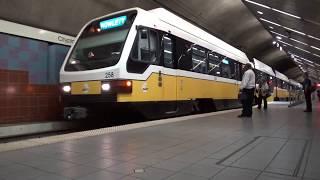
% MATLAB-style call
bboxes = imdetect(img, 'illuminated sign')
[222,59,229,65]
[99,16,127,30]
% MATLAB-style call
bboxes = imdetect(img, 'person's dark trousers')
[305,91,312,111]
[258,95,268,109]
[263,96,268,109]
[242,88,255,116]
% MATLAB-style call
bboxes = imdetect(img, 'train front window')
[65,11,136,71]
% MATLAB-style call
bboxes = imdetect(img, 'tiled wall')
[0,33,69,124]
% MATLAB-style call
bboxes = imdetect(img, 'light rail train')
[59,8,299,120]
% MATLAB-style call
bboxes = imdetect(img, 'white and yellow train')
[59,8,297,119]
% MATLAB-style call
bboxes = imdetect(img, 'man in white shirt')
[238,63,256,118]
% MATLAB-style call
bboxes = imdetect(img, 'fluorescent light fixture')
[260,18,281,26]
[311,46,320,51]
[245,0,271,9]
[289,38,308,45]
[278,40,293,47]
[294,46,311,53]
[257,11,264,15]
[308,35,320,41]
[270,31,288,38]
[283,26,306,36]
[269,26,274,29]
[273,41,276,45]
[272,8,302,19]
[294,56,314,64]
[280,46,283,51]
[276,36,282,40]
[313,53,320,58]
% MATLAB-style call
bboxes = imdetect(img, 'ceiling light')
[308,35,320,41]
[273,41,276,45]
[245,0,271,9]
[311,46,320,51]
[278,40,293,47]
[280,46,283,51]
[269,26,274,29]
[257,11,264,15]
[276,36,282,40]
[283,26,306,36]
[270,31,288,38]
[294,46,311,53]
[313,53,320,58]
[289,38,308,45]
[272,8,302,19]
[260,18,281,26]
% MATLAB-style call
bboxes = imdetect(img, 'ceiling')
[0,0,318,82]
[242,0,320,82]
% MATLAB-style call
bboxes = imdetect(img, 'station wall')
[0,33,69,124]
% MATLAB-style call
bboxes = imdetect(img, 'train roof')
[275,70,289,82]
[149,8,250,65]
[289,79,302,88]
[253,58,275,77]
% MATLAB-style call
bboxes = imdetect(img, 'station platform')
[0,102,319,180]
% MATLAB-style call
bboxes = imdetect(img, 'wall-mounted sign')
[99,16,127,30]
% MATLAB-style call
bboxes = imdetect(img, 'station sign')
[99,16,127,30]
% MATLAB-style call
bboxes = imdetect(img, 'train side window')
[191,46,207,73]
[162,35,174,68]
[208,52,221,77]
[131,27,159,64]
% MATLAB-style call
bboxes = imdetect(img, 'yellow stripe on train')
[118,73,240,102]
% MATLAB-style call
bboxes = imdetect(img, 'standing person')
[317,89,320,102]
[238,63,256,118]
[257,77,269,110]
[303,72,312,112]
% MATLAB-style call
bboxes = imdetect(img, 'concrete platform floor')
[0,102,319,180]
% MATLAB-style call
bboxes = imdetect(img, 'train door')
[160,34,178,114]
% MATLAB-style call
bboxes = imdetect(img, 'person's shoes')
[304,110,312,112]
[257,107,261,110]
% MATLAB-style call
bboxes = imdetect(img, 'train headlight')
[102,83,111,91]
[126,81,132,87]
[62,85,71,93]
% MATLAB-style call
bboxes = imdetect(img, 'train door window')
[208,52,221,77]
[162,35,174,68]
[131,27,158,64]
[228,59,237,80]
[176,37,192,71]
[191,46,207,73]
[220,57,232,79]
